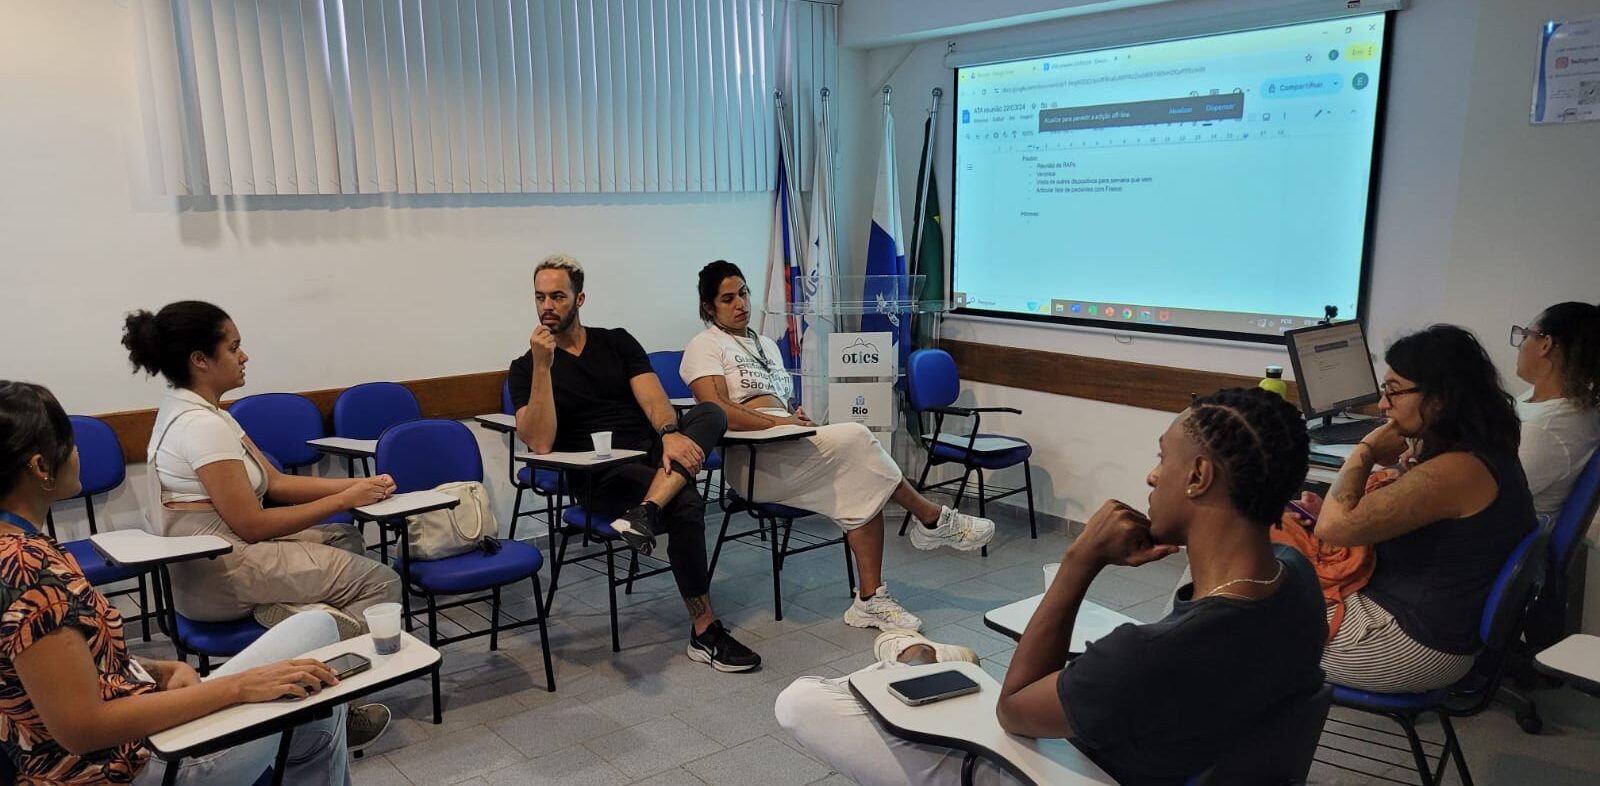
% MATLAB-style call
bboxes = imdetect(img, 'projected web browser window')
[951,13,1389,341]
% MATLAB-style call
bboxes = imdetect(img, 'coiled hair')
[1534,301,1600,410]
[1183,388,1309,525]
[0,381,74,496]
[1386,324,1519,459]
[121,301,231,388]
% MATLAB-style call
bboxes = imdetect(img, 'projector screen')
[951,13,1391,342]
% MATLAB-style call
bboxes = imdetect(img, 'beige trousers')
[163,507,401,626]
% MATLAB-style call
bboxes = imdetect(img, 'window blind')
[135,0,834,196]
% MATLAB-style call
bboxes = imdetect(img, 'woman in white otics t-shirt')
[681,261,995,633]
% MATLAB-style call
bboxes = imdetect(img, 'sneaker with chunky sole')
[873,630,979,665]
[909,507,996,552]
[608,504,660,556]
[843,587,923,631]
[346,703,392,753]
[254,603,364,641]
[687,620,762,672]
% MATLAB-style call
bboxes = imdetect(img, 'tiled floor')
[129,504,1600,785]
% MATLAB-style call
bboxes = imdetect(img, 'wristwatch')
[659,423,680,436]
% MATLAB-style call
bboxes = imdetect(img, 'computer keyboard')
[1307,418,1383,445]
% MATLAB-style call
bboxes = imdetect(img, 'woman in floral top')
[0,381,353,785]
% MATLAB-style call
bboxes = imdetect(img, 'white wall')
[836,0,1600,518]
[1,3,770,416]
[2,3,768,539]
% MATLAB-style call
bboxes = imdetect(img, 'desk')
[351,490,460,522]
[1534,634,1600,696]
[983,594,1139,650]
[306,437,380,478]
[91,530,232,568]
[473,413,517,433]
[148,632,441,786]
[848,661,1116,786]
[91,530,235,642]
[669,397,697,412]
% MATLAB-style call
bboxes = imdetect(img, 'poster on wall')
[828,383,894,430]
[1532,16,1600,124]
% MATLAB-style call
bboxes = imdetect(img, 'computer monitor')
[1285,320,1381,420]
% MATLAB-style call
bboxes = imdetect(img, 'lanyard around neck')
[0,510,39,535]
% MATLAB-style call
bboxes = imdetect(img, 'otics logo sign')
[827,332,895,377]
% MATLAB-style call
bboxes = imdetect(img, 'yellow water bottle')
[1260,365,1288,399]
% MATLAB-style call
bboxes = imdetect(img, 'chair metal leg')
[606,542,621,652]
[1441,715,1472,786]
[431,668,443,725]
[1023,460,1038,539]
[625,552,639,595]
[85,498,99,536]
[271,726,295,785]
[777,519,795,571]
[545,530,571,611]
[1397,714,1437,786]
[977,471,987,518]
[952,469,972,509]
[198,654,211,676]
[532,573,555,692]
[489,586,501,651]
[509,487,525,541]
[900,451,937,536]
[844,545,856,597]
[137,574,151,642]
[708,507,735,580]
[427,595,440,647]
[770,515,785,621]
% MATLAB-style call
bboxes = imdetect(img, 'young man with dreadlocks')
[774,388,1327,786]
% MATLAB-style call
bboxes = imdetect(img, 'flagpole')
[819,86,839,312]
[911,88,941,281]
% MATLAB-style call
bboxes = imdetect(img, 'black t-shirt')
[1364,448,1535,654]
[1058,546,1327,786]
[508,327,658,453]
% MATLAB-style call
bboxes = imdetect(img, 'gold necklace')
[1203,561,1285,599]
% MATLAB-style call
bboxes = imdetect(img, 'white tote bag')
[406,481,499,560]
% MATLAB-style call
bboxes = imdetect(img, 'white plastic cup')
[1043,563,1061,593]
[363,602,403,655]
[592,431,613,458]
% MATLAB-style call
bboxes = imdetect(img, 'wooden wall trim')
[939,339,1300,414]
[99,371,508,465]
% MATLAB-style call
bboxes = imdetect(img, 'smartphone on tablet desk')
[323,653,372,681]
[888,670,981,707]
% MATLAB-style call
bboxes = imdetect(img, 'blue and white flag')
[761,108,804,366]
[799,102,837,420]
[861,94,909,370]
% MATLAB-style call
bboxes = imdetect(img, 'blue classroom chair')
[332,382,421,477]
[1317,528,1547,786]
[375,419,556,719]
[45,416,154,641]
[899,348,1036,553]
[230,393,324,474]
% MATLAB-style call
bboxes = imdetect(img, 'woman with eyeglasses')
[1510,302,1600,521]
[1312,325,1535,693]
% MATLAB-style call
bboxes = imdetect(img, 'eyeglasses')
[1510,325,1545,348]
[1379,385,1421,403]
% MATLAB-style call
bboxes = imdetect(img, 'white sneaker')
[909,507,996,552]
[843,586,923,631]
[254,602,364,641]
[873,630,979,665]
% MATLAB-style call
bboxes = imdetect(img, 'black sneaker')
[687,620,762,672]
[608,504,659,555]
